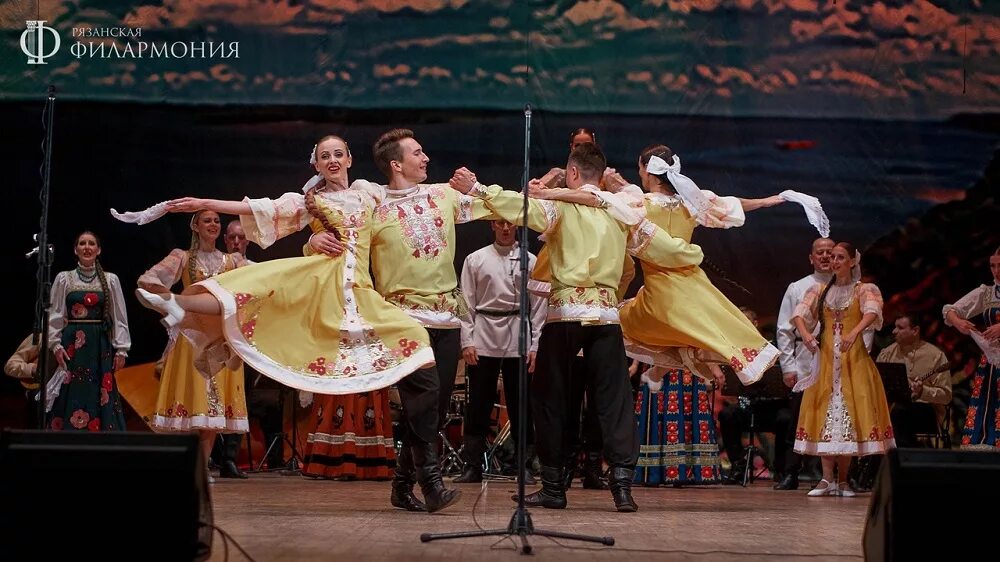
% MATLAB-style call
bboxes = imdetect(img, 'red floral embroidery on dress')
[241,319,257,340]
[795,427,808,440]
[234,292,253,307]
[174,403,189,417]
[668,370,680,384]
[70,409,90,429]
[971,375,983,398]
[634,392,643,415]
[656,392,664,414]
[101,373,113,391]
[100,387,109,406]
[83,292,99,306]
[50,417,64,430]
[226,405,234,419]
[701,466,716,479]
[868,426,881,441]
[665,466,680,480]
[730,357,744,372]
[885,426,894,439]
[965,406,977,429]
[308,357,329,375]
[682,371,693,385]
[961,435,971,445]
[87,418,101,432]
[71,303,88,319]
[742,347,759,363]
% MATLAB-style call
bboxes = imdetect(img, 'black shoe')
[453,464,482,484]
[582,451,608,490]
[609,467,638,512]
[390,444,426,512]
[218,460,248,479]
[773,473,799,491]
[412,443,462,513]
[514,465,566,509]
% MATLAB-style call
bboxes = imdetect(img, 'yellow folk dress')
[187,183,435,395]
[139,250,249,432]
[792,282,895,456]
[620,192,779,384]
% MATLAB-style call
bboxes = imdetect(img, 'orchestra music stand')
[876,362,911,404]
[721,364,790,486]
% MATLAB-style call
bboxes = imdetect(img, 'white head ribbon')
[645,154,712,214]
[851,250,863,283]
[303,143,323,193]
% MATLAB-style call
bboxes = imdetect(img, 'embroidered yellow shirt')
[472,183,704,324]
[307,181,495,329]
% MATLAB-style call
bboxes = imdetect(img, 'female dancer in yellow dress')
[534,144,785,384]
[138,210,249,463]
[131,135,434,400]
[791,242,895,496]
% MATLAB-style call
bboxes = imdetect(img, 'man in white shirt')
[772,237,833,490]
[454,220,546,483]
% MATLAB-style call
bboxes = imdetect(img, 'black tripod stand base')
[419,506,614,553]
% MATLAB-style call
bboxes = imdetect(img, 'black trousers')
[567,355,603,458]
[532,322,637,469]
[246,375,285,466]
[719,393,801,475]
[463,356,534,459]
[396,327,460,445]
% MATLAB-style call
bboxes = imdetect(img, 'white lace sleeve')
[692,190,746,229]
[47,271,69,351]
[943,285,990,325]
[241,192,311,248]
[106,273,132,353]
[858,283,884,330]
[351,179,386,206]
[792,283,823,332]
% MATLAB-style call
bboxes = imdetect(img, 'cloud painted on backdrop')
[1,0,998,117]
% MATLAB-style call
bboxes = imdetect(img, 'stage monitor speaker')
[0,430,212,561]
[863,447,1000,561]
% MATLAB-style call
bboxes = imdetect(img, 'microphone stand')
[420,105,614,553]
[30,85,57,429]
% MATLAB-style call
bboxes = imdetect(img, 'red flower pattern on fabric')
[70,409,90,429]
[83,292,99,306]
[87,418,101,432]
[50,417,64,430]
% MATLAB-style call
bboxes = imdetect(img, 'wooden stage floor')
[206,475,868,561]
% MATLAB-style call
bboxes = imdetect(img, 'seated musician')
[876,313,952,448]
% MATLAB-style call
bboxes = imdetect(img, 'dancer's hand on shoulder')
[602,171,629,193]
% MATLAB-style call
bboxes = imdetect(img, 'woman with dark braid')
[792,242,894,497]
[47,231,131,431]
[137,210,249,467]
[130,135,433,426]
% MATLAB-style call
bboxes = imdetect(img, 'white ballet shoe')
[836,483,857,497]
[135,288,186,329]
[806,479,838,497]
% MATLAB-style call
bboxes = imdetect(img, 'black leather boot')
[453,436,484,483]
[390,444,426,512]
[218,434,248,479]
[562,450,578,489]
[412,443,462,513]
[581,450,608,490]
[773,472,799,491]
[453,464,482,483]
[609,467,638,513]
[514,465,566,509]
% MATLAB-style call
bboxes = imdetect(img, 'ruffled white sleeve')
[351,179,386,207]
[241,192,311,248]
[47,271,69,352]
[943,285,990,325]
[138,249,186,293]
[792,283,823,333]
[858,283,884,330]
[691,190,746,229]
[106,273,132,353]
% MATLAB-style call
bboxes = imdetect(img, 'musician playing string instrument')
[876,313,952,448]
